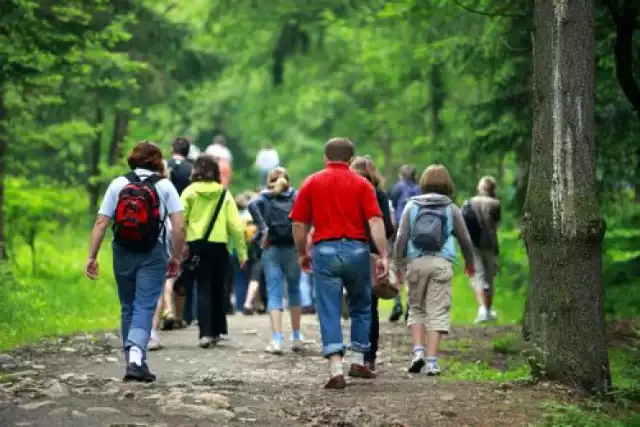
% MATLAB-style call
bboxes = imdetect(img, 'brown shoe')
[364,361,376,373]
[324,374,347,389]
[348,363,377,379]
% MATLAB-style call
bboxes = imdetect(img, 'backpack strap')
[124,171,140,183]
[202,189,228,242]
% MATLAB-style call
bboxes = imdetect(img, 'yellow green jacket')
[180,181,248,262]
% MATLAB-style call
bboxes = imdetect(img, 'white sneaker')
[291,334,304,352]
[147,337,163,351]
[265,340,283,355]
[426,359,441,376]
[474,307,490,324]
[408,352,425,373]
[488,310,498,321]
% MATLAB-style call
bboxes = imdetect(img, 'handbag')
[184,188,227,271]
[371,254,400,299]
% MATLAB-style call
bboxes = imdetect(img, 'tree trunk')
[108,110,129,166]
[522,0,610,395]
[430,63,444,142]
[87,108,104,217]
[0,92,7,260]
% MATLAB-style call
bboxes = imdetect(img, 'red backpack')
[113,172,164,252]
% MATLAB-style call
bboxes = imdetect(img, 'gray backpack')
[409,205,449,252]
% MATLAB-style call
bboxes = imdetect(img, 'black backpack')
[409,204,449,253]
[461,199,482,247]
[167,158,192,195]
[265,193,295,245]
[113,172,164,253]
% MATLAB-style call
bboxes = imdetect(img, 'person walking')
[248,167,303,353]
[462,176,501,323]
[290,138,389,389]
[255,142,280,188]
[350,156,395,374]
[86,141,184,382]
[393,164,475,375]
[387,165,420,322]
[180,154,247,348]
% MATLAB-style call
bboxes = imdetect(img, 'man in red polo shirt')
[290,137,389,389]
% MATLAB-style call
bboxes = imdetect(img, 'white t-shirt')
[205,144,232,163]
[255,148,280,172]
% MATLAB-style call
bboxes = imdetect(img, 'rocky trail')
[0,315,577,426]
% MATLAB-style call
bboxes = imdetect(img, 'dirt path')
[0,315,572,426]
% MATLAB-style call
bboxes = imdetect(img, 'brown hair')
[350,155,385,188]
[235,193,250,210]
[191,154,221,183]
[324,137,355,162]
[399,164,417,181]
[172,136,191,157]
[127,141,165,174]
[477,176,497,198]
[267,167,290,195]
[419,164,455,197]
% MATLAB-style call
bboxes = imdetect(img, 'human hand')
[182,246,189,260]
[240,260,248,270]
[85,258,99,280]
[464,264,475,277]
[167,257,181,278]
[298,253,311,272]
[376,256,389,279]
[260,234,269,249]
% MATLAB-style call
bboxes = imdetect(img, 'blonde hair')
[477,176,497,198]
[419,164,455,197]
[350,155,385,188]
[266,167,290,195]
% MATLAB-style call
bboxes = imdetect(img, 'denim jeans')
[113,242,167,360]
[312,239,372,357]
[232,253,248,312]
[300,271,315,308]
[262,245,302,311]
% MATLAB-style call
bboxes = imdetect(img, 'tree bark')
[107,109,129,166]
[522,0,611,395]
[0,92,7,260]
[87,107,104,217]
[430,63,444,142]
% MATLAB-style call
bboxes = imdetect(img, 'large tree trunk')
[0,93,7,260]
[107,109,129,166]
[87,107,104,217]
[521,0,610,395]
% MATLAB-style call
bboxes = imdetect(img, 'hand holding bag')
[371,253,400,299]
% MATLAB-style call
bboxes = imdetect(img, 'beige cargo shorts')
[405,255,454,333]
[471,247,499,291]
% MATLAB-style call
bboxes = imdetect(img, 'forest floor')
[0,315,636,427]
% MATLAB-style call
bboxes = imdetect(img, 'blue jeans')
[300,271,315,308]
[262,245,302,311]
[232,253,248,312]
[312,239,372,357]
[113,242,167,359]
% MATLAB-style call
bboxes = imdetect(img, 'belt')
[316,237,367,244]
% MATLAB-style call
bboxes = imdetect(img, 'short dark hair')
[399,164,416,181]
[191,154,221,183]
[127,141,165,174]
[324,137,354,162]
[172,137,191,157]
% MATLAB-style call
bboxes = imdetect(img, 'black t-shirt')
[167,158,192,195]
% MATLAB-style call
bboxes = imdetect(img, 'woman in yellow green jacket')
[180,154,248,348]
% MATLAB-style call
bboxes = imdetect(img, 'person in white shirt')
[255,142,280,187]
[205,134,233,164]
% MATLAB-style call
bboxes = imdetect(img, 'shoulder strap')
[202,189,227,241]
[124,171,140,183]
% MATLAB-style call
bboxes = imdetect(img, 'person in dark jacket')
[350,156,395,373]
[387,164,419,322]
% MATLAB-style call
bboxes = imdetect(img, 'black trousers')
[194,243,229,338]
[365,296,380,363]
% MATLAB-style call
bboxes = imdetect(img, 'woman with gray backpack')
[393,164,475,376]
[248,167,303,354]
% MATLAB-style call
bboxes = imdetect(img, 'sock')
[272,331,283,342]
[413,345,425,358]
[291,329,302,340]
[128,346,143,366]
[350,352,364,366]
[426,356,438,365]
[330,361,344,378]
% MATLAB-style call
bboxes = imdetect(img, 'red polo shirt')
[290,162,382,244]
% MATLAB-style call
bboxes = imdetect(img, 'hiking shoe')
[324,374,347,390]
[265,340,283,355]
[426,360,441,376]
[389,305,403,323]
[408,353,425,374]
[488,310,498,321]
[123,362,156,383]
[173,319,188,330]
[301,306,316,315]
[348,363,377,379]
[147,337,163,352]
[291,335,304,352]
[198,337,217,349]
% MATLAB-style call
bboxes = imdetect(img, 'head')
[191,154,221,183]
[171,136,191,157]
[419,164,455,197]
[350,155,385,188]
[324,137,355,164]
[266,167,290,195]
[399,164,417,182]
[127,141,165,174]
[235,193,249,210]
[212,134,226,146]
[477,176,497,198]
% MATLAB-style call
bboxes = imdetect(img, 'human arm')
[362,182,388,278]
[376,189,395,239]
[86,180,121,278]
[289,179,313,270]
[451,205,475,275]
[226,192,248,263]
[392,202,412,271]
[248,195,268,242]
